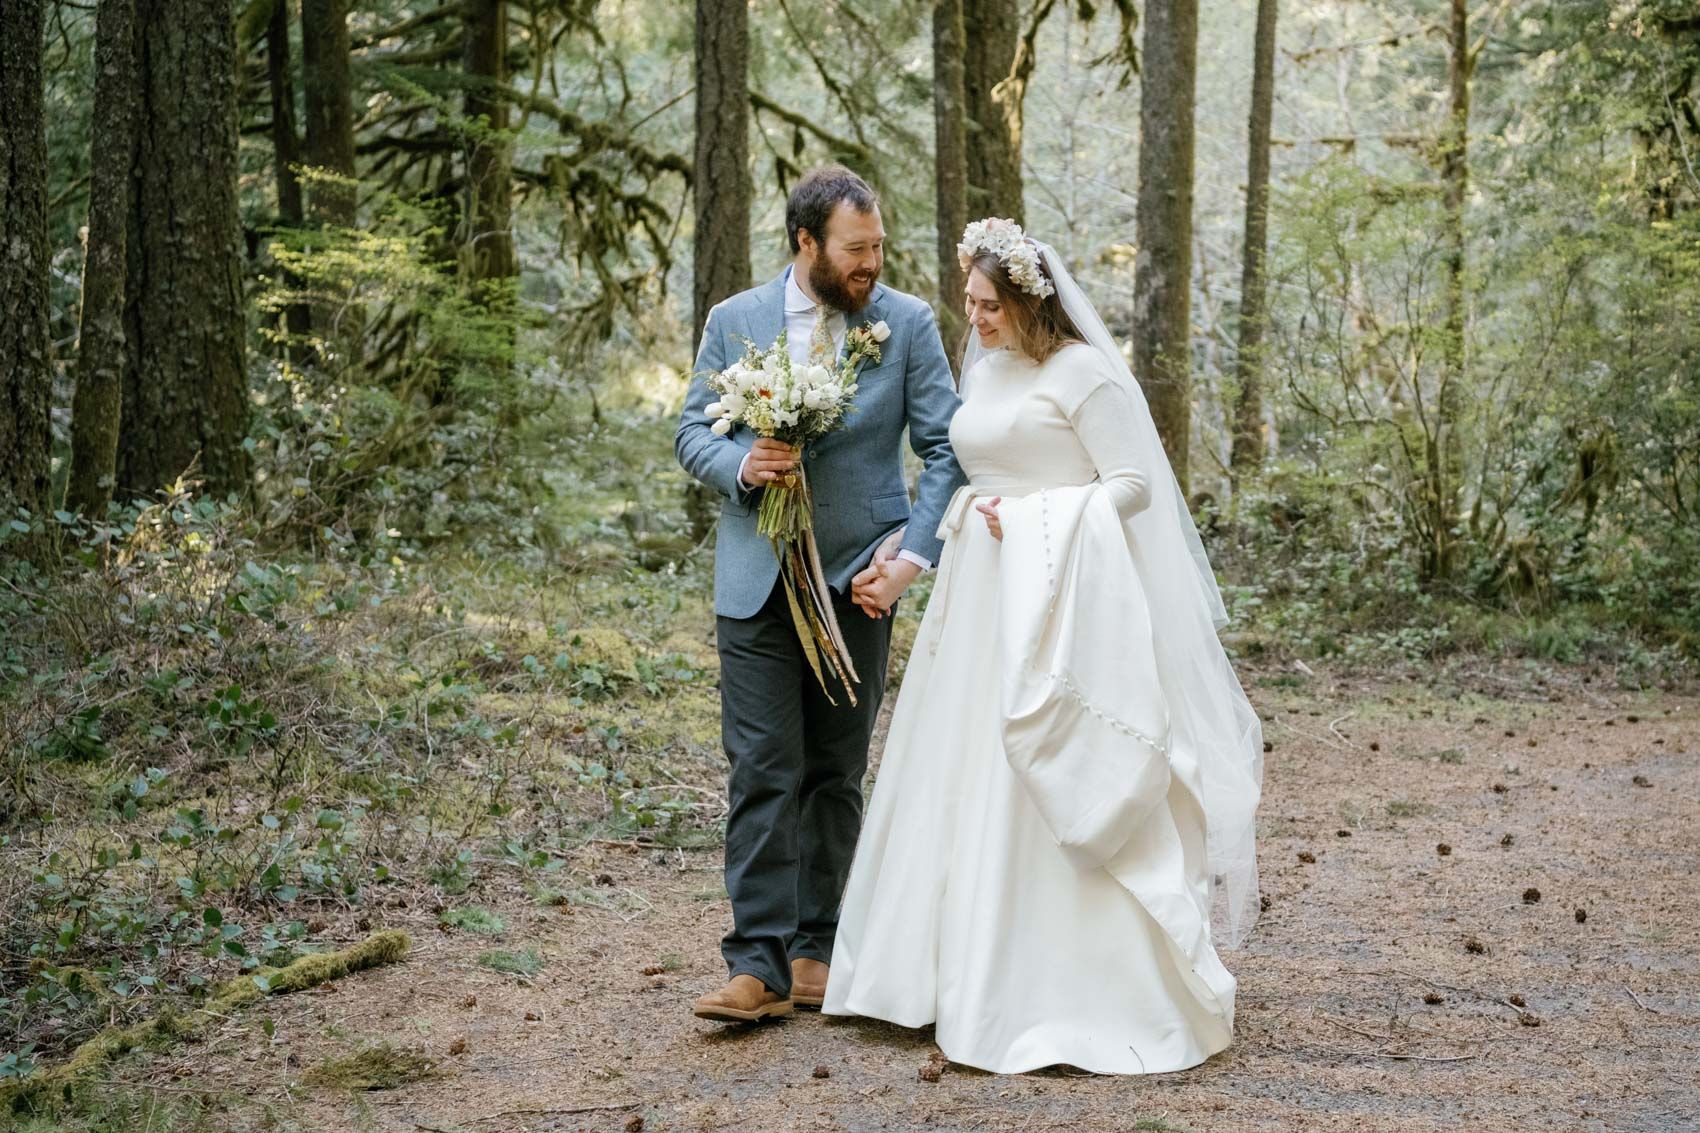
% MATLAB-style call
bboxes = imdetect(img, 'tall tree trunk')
[1132,0,1198,497]
[302,0,361,364]
[1429,0,1470,580]
[962,0,1023,221]
[1229,0,1277,489]
[266,0,311,355]
[692,0,752,357]
[0,0,54,519]
[933,0,970,363]
[116,0,250,500]
[301,0,354,227]
[463,0,516,294]
[66,0,136,517]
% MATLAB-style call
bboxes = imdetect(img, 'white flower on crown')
[956,217,1055,299]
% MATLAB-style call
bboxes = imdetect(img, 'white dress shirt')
[736,267,932,573]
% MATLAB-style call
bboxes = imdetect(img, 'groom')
[676,166,965,1021]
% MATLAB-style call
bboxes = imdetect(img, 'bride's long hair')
[969,249,1084,364]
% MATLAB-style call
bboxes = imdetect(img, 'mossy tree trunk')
[266,0,311,357]
[962,0,1023,221]
[1132,0,1198,497]
[65,0,137,518]
[692,0,752,359]
[933,0,971,364]
[0,0,54,520]
[116,0,250,501]
[1229,0,1278,491]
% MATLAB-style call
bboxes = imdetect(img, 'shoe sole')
[790,991,825,1010]
[692,1000,795,1023]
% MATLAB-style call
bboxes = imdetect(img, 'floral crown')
[956,217,1054,299]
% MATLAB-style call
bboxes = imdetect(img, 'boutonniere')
[845,320,888,368]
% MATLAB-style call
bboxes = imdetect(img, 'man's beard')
[809,256,878,313]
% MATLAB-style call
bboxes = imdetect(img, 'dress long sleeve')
[1069,381,1152,521]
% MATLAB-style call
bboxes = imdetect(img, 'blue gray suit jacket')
[676,270,967,620]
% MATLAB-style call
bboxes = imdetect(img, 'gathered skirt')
[822,501,1234,1074]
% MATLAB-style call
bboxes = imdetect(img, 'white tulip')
[870,320,891,343]
[803,389,825,410]
[705,401,725,418]
[711,417,733,436]
[805,364,831,386]
[721,392,747,414]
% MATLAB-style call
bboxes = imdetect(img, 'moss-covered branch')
[3,930,410,1115]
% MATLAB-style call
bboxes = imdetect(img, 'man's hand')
[851,557,922,619]
[740,437,799,487]
[873,525,906,566]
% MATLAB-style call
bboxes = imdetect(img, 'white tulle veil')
[962,241,1265,948]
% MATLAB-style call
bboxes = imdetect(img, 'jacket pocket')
[868,491,912,524]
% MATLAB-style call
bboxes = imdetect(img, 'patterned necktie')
[808,303,837,365]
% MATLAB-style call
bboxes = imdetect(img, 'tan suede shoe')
[691,974,794,1023]
[790,957,828,1009]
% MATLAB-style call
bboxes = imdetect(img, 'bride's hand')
[975,497,1003,541]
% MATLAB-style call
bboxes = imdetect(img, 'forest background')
[0,0,1697,1127]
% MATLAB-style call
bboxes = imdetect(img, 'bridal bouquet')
[702,325,886,704]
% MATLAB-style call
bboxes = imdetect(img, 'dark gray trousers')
[715,576,893,995]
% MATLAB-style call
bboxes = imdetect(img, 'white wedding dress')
[822,342,1239,1074]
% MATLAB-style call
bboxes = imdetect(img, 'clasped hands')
[852,537,920,620]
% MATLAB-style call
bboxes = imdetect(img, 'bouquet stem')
[761,464,860,706]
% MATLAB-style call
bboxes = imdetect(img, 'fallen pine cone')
[1297,851,1317,864]
[641,965,666,976]
[813,1065,831,1079]
[1500,833,1514,847]
[1523,887,1542,904]
[1464,936,1487,954]
[1632,775,1652,788]
[1437,843,1452,856]
[447,1035,468,1056]
[918,1064,943,1083]
[626,1116,645,1133]
[1575,907,1588,924]
[1423,992,1444,1005]
[1518,1011,1542,1027]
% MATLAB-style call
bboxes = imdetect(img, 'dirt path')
[114,670,1699,1132]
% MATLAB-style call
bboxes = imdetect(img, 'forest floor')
[63,657,1700,1133]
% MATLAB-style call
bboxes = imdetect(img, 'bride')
[825,219,1265,1074]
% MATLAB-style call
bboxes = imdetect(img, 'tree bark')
[265,0,311,354]
[0,0,54,519]
[962,0,1023,221]
[116,0,250,500]
[1428,0,1470,580]
[1229,0,1277,488]
[933,0,971,363]
[692,0,752,356]
[66,0,136,517]
[301,0,355,227]
[463,0,516,290]
[1132,0,1199,497]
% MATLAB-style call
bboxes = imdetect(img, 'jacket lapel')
[748,270,789,353]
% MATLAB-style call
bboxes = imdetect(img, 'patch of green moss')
[304,1043,436,1091]
[439,906,505,935]
[477,947,543,977]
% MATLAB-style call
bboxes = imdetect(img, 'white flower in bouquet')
[869,320,890,343]
[711,417,733,436]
